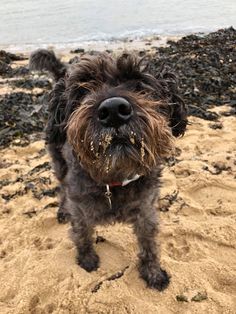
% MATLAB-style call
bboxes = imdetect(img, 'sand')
[1,108,235,314]
[0,53,236,314]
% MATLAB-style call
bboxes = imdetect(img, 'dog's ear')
[155,66,188,137]
[45,78,67,145]
[119,55,188,137]
[45,71,89,146]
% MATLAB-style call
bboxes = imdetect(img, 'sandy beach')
[0,31,236,313]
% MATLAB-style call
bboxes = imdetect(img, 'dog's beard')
[67,99,174,184]
[92,131,146,183]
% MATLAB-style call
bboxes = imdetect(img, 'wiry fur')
[67,92,174,184]
[30,49,187,291]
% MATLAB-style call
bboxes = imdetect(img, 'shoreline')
[0,34,184,54]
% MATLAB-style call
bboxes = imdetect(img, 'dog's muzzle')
[97,97,133,128]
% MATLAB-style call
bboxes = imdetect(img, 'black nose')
[97,97,133,128]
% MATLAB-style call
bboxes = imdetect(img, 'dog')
[29,49,187,291]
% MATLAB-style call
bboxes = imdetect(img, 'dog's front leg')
[70,215,99,272]
[57,184,71,223]
[133,210,170,291]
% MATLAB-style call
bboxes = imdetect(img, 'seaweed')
[150,27,236,119]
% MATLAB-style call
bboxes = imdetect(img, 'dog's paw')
[57,208,71,224]
[77,251,100,272]
[140,266,170,291]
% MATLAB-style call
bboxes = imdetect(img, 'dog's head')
[59,53,187,184]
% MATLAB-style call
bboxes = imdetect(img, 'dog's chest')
[106,184,139,207]
[67,165,160,223]
[89,181,157,223]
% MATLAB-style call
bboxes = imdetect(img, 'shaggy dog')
[30,49,187,291]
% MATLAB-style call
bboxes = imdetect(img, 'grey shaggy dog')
[30,49,187,291]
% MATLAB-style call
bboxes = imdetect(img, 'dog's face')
[64,53,187,184]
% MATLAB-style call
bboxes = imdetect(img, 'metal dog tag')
[105,185,112,209]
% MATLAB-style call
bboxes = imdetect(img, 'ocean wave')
[0,24,231,52]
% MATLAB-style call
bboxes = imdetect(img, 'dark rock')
[176,294,188,302]
[191,291,208,302]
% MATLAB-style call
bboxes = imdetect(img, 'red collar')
[109,181,123,187]
[108,174,141,188]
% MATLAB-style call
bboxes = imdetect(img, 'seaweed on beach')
[0,50,28,77]
[0,61,12,77]
[10,78,52,90]
[0,91,49,147]
[0,50,27,63]
[0,52,51,147]
[0,65,30,78]
[150,27,236,119]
